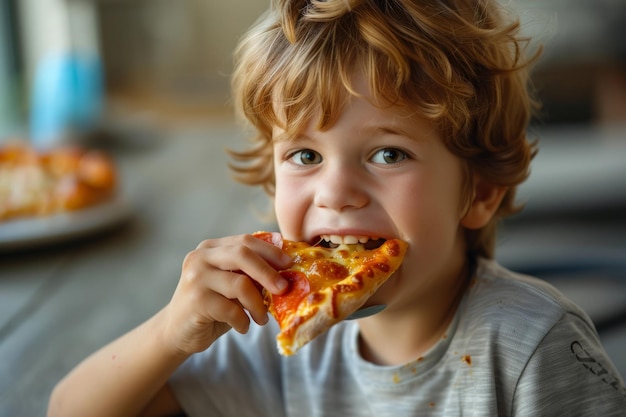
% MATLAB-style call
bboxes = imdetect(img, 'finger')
[231,295,269,327]
[210,270,269,325]
[196,239,290,294]
[199,234,292,270]
[180,251,270,325]
[205,293,252,334]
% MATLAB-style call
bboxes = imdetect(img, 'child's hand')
[161,233,291,356]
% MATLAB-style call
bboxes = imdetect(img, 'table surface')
[0,120,274,417]
[1,121,625,416]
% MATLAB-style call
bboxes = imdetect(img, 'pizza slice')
[0,141,117,221]
[253,231,408,356]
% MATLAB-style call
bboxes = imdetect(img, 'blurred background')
[1,1,625,416]
[1,0,625,136]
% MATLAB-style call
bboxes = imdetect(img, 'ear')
[460,177,507,230]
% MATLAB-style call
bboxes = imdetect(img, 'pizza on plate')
[0,141,117,221]
[253,231,408,356]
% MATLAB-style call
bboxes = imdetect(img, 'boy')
[48,0,626,416]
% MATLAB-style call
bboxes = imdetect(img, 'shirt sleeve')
[513,311,626,416]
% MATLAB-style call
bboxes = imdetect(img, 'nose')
[313,163,369,211]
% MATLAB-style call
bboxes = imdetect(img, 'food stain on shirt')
[462,355,472,366]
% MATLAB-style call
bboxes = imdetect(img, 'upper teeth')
[321,235,379,245]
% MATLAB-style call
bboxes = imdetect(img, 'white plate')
[0,197,132,251]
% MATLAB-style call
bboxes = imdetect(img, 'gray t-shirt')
[169,258,626,416]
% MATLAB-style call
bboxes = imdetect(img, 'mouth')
[315,234,387,250]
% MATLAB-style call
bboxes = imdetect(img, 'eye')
[288,149,323,165]
[370,148,408,165]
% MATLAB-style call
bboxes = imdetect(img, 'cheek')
[396,169,466,244]
[273,175,307,239]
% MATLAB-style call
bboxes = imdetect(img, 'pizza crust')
[276,276,375,356]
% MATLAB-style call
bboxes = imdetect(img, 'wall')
[97,0,270,109]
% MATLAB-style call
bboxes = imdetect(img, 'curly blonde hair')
[230,0,540,259]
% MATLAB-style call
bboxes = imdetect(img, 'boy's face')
[272,83,470,310]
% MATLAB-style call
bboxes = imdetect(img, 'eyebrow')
[272,129,296,143]
[273,123,325,144]
[369,116,441,143]
[273,116,436,144]
[364,124,426,143]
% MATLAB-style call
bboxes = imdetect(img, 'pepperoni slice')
[269,270,310,324]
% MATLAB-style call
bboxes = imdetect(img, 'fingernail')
[276,278,289,293]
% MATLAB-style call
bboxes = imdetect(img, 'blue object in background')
[30,52,103,147]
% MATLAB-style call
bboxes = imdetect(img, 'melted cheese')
[254,232,408,356]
